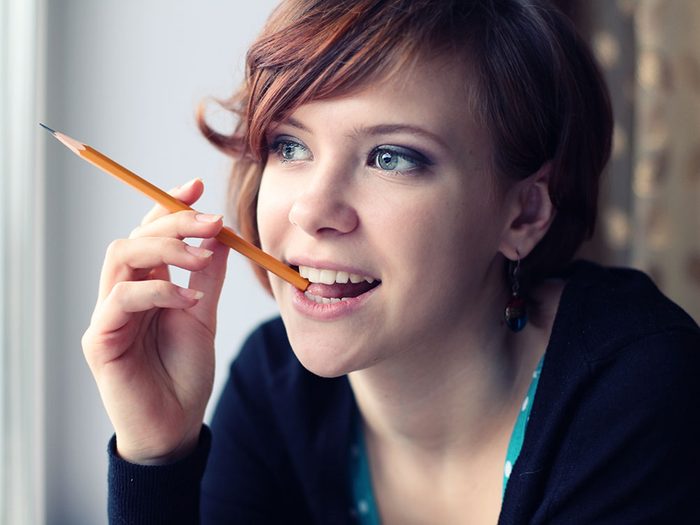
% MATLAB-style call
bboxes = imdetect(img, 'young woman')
[82,0,700,523]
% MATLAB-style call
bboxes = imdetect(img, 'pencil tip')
[39,122,56,134]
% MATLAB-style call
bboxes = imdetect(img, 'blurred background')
[1,0,698,523]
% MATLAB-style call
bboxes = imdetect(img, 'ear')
[499,162,555,261]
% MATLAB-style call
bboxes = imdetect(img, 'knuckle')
[152,236,167,255]
[129,224,143,238]
[158,236,180,254]
[111,280,129,300]
[106,239,127,259]
[81,328,101,362]
[151,280,171,302]
[178,210,198,229]
[81,329,93,353]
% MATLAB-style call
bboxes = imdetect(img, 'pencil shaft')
[79,145,308,291]
[84,146,190,213]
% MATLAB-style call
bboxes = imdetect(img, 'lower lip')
[290,284,380,321]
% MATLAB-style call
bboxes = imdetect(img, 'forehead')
[281,54,488,161]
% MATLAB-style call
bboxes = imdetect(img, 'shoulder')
[551,260,699,363]
[505,263,700,521]
[541,260,700,425]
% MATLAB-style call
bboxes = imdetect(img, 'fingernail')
[182,177,200,189]
[196,213,222,223]
[185,245,214,258]
[178,287,204,300]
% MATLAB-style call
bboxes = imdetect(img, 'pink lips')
[291,281,380,321]
[284,257,381,320]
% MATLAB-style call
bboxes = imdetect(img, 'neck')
[348,286,554,458]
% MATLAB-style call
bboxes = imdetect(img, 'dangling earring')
[504,251,527,332]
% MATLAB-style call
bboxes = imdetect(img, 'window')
[0,0,45,522]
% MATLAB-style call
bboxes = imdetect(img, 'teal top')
[350,356,544,523]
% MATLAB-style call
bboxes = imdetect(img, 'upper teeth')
[299,265,376,285]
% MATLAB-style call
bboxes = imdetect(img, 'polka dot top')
[350,356,545,523]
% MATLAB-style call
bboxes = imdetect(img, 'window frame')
[0,0,46,522]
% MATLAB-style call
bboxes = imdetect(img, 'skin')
[82,179,229,464]
[258,55,560,523]
[260,56,518,378]
[82,53,561,523]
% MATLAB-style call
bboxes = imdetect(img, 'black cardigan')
[108,261,700,524]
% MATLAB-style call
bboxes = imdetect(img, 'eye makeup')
[368,144,433,174]
[267,132,434,176]
[268,135,312,163]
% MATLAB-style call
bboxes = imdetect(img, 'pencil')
[40,123,309,291]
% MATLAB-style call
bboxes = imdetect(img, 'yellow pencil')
[41,123,309,291]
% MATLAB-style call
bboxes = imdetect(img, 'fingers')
[108,237,214,272]
[129,210,222,241]
[140,177,205,226]
[92,280,204,334]
[185,238,230,330]
[98,230,220,302]
[89,177,229,338]
[98,208,223,300]
[87,240,228,366]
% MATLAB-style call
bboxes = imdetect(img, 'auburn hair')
[197,0,613,292]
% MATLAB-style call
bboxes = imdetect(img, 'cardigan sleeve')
[107,426,211,525]
[106,318,342,524]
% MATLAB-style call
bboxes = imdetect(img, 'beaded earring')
[504,252,527,332]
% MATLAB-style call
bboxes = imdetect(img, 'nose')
[288,166,359,237]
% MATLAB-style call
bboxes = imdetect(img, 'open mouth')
[294,265,381,304]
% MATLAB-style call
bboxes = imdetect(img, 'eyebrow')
[283,117,449,152]
[356,124,449,151]
[285,117,311,132]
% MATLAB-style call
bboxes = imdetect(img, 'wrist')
[115,426,204,466]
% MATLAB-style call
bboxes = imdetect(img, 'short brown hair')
[198,0,613,290]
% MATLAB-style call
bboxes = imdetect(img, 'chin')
[276,307,361,377]
[290,340,358,378]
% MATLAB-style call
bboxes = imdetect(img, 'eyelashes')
[367,145,432,174]
[268,136,312,162]
[267,135,433,176]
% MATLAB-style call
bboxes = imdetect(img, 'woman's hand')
[82,178,229,465]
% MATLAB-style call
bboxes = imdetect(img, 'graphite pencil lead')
[39,122,56,134]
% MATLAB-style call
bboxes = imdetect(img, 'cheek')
[256,170,292,253]
[381,189,494,270]
[378,184,503,317]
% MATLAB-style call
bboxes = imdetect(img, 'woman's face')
[257,56,512,377]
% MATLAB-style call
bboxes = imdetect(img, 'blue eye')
[270,137,311,162]
[369,146,430,174]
